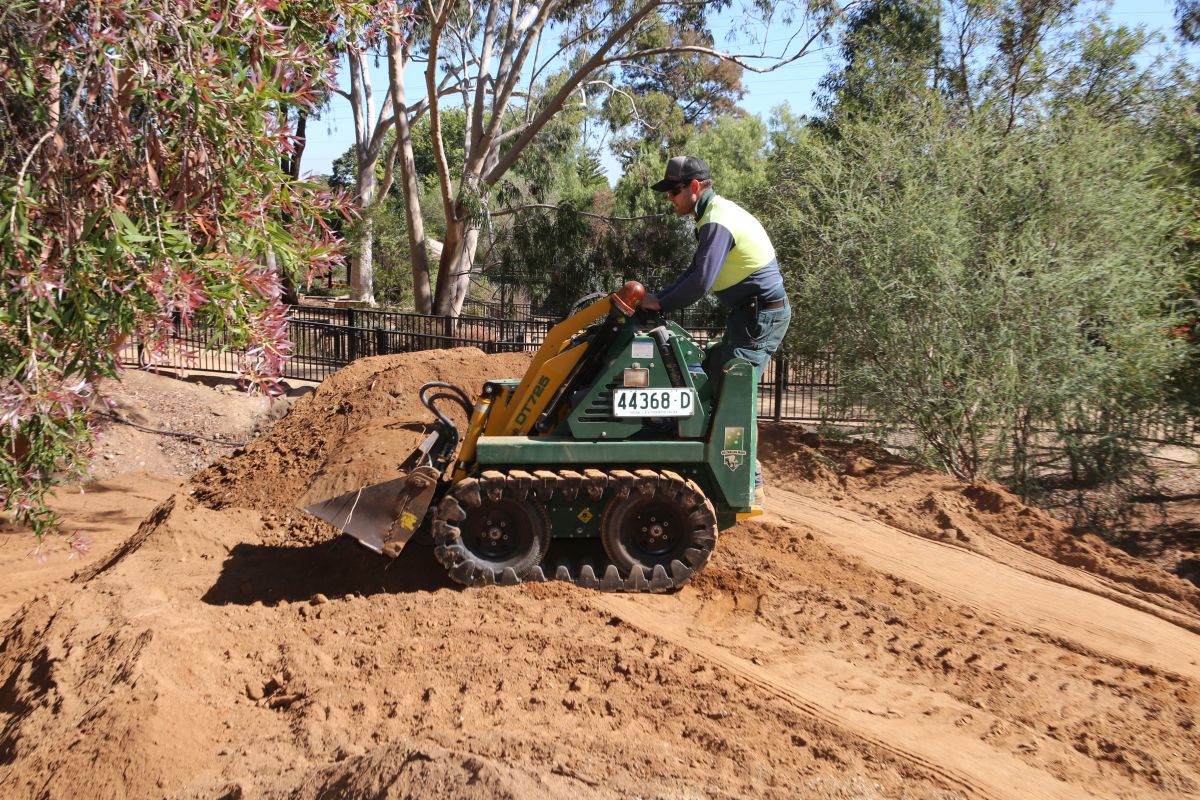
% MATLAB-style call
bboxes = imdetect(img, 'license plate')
[612,388,695,417]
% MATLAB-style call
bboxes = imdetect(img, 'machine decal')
[577,508,594,523]
[721,426,746,471]
[631,340,655,359]
[512,374,552,431]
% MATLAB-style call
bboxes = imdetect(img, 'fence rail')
[120,305,1196,442]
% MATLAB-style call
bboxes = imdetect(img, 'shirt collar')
[694,188,715,220]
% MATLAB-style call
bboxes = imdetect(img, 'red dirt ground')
[2,348,1199,800]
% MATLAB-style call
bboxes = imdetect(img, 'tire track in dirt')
[967,527,1200,634]
[592,591,1091,800]
[769,488,1200,684]
[830,485,1200,629]
[587,483,1200,800]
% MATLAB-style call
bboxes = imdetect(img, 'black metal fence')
[119,304,1197,441]
[285,306,558,382]
[120,303,851,422]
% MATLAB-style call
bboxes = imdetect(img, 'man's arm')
[654,223,735,312]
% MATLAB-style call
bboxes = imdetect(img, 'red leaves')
[2,0,365,536]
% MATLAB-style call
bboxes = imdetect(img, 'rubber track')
[432,468,719,593]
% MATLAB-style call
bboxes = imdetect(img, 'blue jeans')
[704,298,792,489]
[704,299,792,381]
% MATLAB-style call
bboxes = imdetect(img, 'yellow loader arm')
[304,282,646,557]
[483,282,644,437]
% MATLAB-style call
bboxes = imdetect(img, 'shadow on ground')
[203,534,456,605]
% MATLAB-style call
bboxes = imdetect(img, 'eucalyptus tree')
[404,0,848,316]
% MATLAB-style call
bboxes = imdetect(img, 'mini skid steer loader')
[303,281,762,593]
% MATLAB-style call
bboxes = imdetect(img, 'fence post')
[773,356,785,422]
[443,314,455,346]
[347,309,358,361]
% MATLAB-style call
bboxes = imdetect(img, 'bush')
[765,101,1191,517]
[0,0,357,537]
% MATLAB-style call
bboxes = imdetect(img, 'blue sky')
[298,0,1184,179]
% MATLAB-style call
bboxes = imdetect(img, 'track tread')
[434,467,719,592]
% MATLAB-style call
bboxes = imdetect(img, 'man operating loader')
[641,155,792,502]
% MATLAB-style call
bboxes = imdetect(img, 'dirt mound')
[0,489,958,799]
[88,368,285,481]
[759,423,1200,618]
[191,348,532,545]
[3,350,1200,799]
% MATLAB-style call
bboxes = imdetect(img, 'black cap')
[651,155,711,192]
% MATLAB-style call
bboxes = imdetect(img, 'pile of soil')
[190,348,532,547]
[757,429,1200,620]
[2,348,1199,799]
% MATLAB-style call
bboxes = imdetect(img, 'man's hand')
[642,293,662,311]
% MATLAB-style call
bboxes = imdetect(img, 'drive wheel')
[600,473,717,576]
[434,479,551,586]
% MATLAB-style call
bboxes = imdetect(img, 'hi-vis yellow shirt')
[697,195,777,291]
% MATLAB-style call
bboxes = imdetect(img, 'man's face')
[666,179,700,215]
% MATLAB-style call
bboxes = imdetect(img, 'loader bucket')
[303,464,441,558]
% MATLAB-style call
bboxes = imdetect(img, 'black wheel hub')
[620,498,688,560]
[461,498,534,561]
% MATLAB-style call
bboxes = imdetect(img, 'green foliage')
[481,104,773,316]
[1180,0,1200,42]
[0,0,355,537]
[1050,23,1165,121]
[486,139,690,314]
[788,0,1200,527]
[603,13,746,163]
[765,101,1190,513]
[816,0,940,128]
[686,115,771,203]
[330,109,467,197]
[366,200,419,307]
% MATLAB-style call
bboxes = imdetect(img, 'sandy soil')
[2,349,1199,800]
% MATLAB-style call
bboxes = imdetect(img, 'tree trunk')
[350,167,377,304]
[390,95,431,313]
[431,217,481,316]
[451,225,480,316]
[277,105,303,304]
[386,32,432,315]
[350,217,375,304]
[269,246,300,305]
[290,110,308,180]
[399,132,432,313]
[432,211,464,315]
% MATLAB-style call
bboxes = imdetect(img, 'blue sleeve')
[655,223,735,312]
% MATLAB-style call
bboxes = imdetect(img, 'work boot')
[754,485,766,506]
